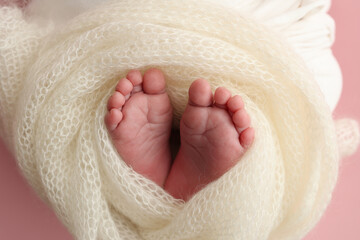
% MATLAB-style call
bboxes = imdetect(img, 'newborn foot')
[105,69,173,186]
[165,79,255,200]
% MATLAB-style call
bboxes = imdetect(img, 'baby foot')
[165,79,255,200]
[104,69,173,186]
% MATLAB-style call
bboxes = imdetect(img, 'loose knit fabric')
[25,0,343,112]
[0,0,359,240]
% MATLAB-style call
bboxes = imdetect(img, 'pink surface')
[0,0,359,239]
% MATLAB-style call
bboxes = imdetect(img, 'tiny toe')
[107,92,125,111]
[116,78,133,97]
[227,95,244,113]
[214,87,231,108]
[127,69,143,94]
[143,68,166,94]
[126,69,142,86]
[188,79,213,107]
[239,127,255,149]
[232,109,251,130]
[105,109,123,131]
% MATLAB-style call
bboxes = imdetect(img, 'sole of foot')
[165,78,254,200]
[104,68,173,186]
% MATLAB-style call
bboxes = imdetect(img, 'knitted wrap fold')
[0,0,359,239]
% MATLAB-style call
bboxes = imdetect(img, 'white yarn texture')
[0,0,359,239]
[26,0,344,111]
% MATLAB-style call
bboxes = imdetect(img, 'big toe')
[188,79,213,107]
[143,68,166,94]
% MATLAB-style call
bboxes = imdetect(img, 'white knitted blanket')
[0,0,359,239]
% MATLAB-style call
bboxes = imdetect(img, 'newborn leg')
[105,69,173,186]
[165,79,254,200]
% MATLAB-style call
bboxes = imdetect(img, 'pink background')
[0,0,359,239]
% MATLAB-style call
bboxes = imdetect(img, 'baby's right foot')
[165,79,254,200]
[104,69,173,186]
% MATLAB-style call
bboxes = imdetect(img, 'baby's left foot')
[165,79,254,200]
[104,69,173,186]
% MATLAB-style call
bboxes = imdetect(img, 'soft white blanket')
[0,0,358,239]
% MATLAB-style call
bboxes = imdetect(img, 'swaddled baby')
[14,0,255,201]
[3,0,358,239]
